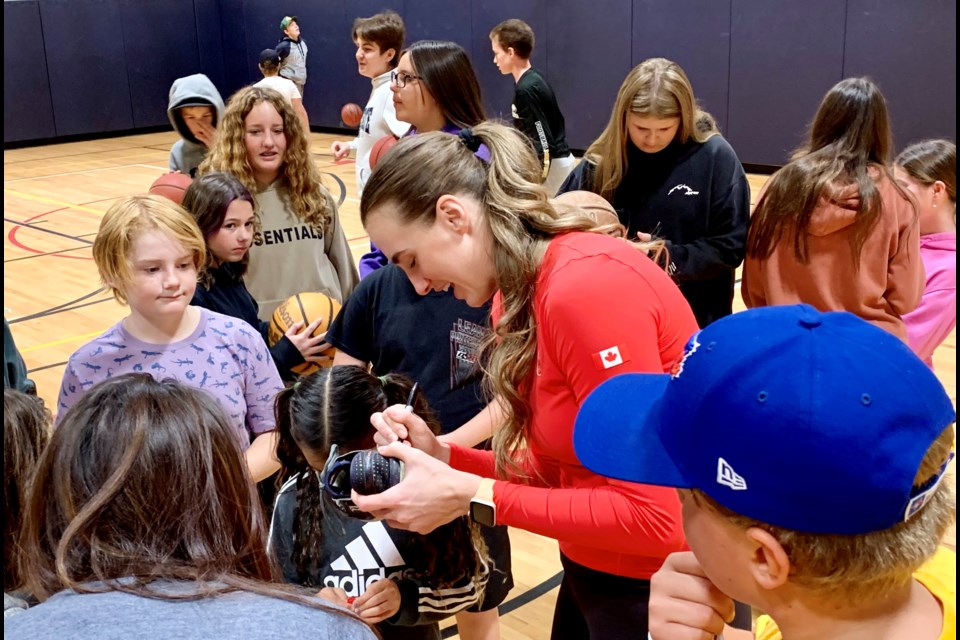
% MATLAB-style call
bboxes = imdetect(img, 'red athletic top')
[449,232,700,579]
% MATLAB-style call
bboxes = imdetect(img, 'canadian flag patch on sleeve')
[592,345,631,370]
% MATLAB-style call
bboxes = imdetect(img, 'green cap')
[280,16,297,30]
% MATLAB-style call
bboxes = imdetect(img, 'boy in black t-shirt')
[490,18,575,194]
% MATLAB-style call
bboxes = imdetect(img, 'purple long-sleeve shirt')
[56,308,283,449]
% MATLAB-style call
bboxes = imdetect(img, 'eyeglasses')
[391,70,421,88]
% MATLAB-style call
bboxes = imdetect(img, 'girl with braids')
[742,77,923,341]
[200,86,359,321]
[559,58,750,328]
[184,172,331,377]
[359,39,488,277]
[352,122,699,639]
[6,374,375,639]
[268,365,488,640]
[894,139,956,369]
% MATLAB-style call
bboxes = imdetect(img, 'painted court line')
[20,329,106,353]
[4,188,105,215]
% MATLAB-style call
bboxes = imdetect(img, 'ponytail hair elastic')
[458,128,482,153]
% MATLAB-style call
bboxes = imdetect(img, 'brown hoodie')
[742,170,923,341]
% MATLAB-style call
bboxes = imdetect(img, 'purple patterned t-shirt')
[56,309,283,449]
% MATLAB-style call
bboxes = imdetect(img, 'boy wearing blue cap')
[574,304,956,640]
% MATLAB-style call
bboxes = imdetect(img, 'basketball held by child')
[268,292,342,376]
[369,134,399,170]
[148,173,194,206]
[340,103,364,128]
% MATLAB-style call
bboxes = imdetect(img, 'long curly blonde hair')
[360,123,655,477]
[199,86,334,232]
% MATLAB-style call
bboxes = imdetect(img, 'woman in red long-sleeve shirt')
[352,122,699,638]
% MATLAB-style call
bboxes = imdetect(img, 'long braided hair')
[274,366,488,589]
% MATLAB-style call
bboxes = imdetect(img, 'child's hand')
[648,551,736,640]
[351,578,400,623]
[194,121,217,148]
[316,586,350,607]
[285,319,334,365]
[331,141,352,161]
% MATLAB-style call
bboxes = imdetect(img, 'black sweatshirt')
[560,135,749,327]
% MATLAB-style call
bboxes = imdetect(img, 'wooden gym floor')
[4,131,955,638]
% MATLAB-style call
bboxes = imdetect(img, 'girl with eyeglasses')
[359,40,487,277]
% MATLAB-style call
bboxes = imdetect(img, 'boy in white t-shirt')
[330,11,410,196]
[255,48,309,133]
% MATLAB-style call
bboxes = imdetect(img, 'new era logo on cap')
[592,345,631,370]
[717,458,747,491]
[573,305,957,535]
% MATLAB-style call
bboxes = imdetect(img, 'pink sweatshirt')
[903,231,957,368]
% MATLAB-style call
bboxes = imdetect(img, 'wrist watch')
[468,496,497,527]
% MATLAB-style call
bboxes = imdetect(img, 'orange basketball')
[369,134,399,170]
[148,173,194,206]
[341,103,364,128]
[551,190,623,235]
[268,292,342,376]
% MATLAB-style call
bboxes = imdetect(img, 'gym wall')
[4,0,955,167]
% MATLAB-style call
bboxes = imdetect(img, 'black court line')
[4,216,94,245]
[27,360,68,374]
[440,571,563,639]
[9,289,109,324]
[4,243,92,263]
[3,144,159,165]
[320,171,348,208]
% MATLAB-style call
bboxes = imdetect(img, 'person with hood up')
[167,73,225,177]
[742,77,924,341]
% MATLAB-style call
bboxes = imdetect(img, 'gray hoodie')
[166,74,225,176]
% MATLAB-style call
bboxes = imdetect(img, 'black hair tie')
[458,128,482,153]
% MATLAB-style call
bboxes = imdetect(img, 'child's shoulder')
[201,309,261,340]
[70,322,126,359]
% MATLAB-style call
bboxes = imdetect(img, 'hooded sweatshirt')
[742,170,924,341]
[167,74,225,176]
[277,36,308,85]
[903,230,956,368]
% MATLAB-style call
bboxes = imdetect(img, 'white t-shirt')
[348,70,411,194]
[254,76,301,104]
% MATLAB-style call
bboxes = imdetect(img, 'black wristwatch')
[469,497,497,527]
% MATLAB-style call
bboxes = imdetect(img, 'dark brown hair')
[181,171,258,284]
[18,373,366,625]
[748,77,913,266]
[353,10,405,66]
[405,40,486,130]
[489,19,535,59]
[4,389,50,592]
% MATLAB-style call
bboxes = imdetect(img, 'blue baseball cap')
[573,305,956,535]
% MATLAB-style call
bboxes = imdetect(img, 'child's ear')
[384,48,396,64]
[745,527,792,591]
